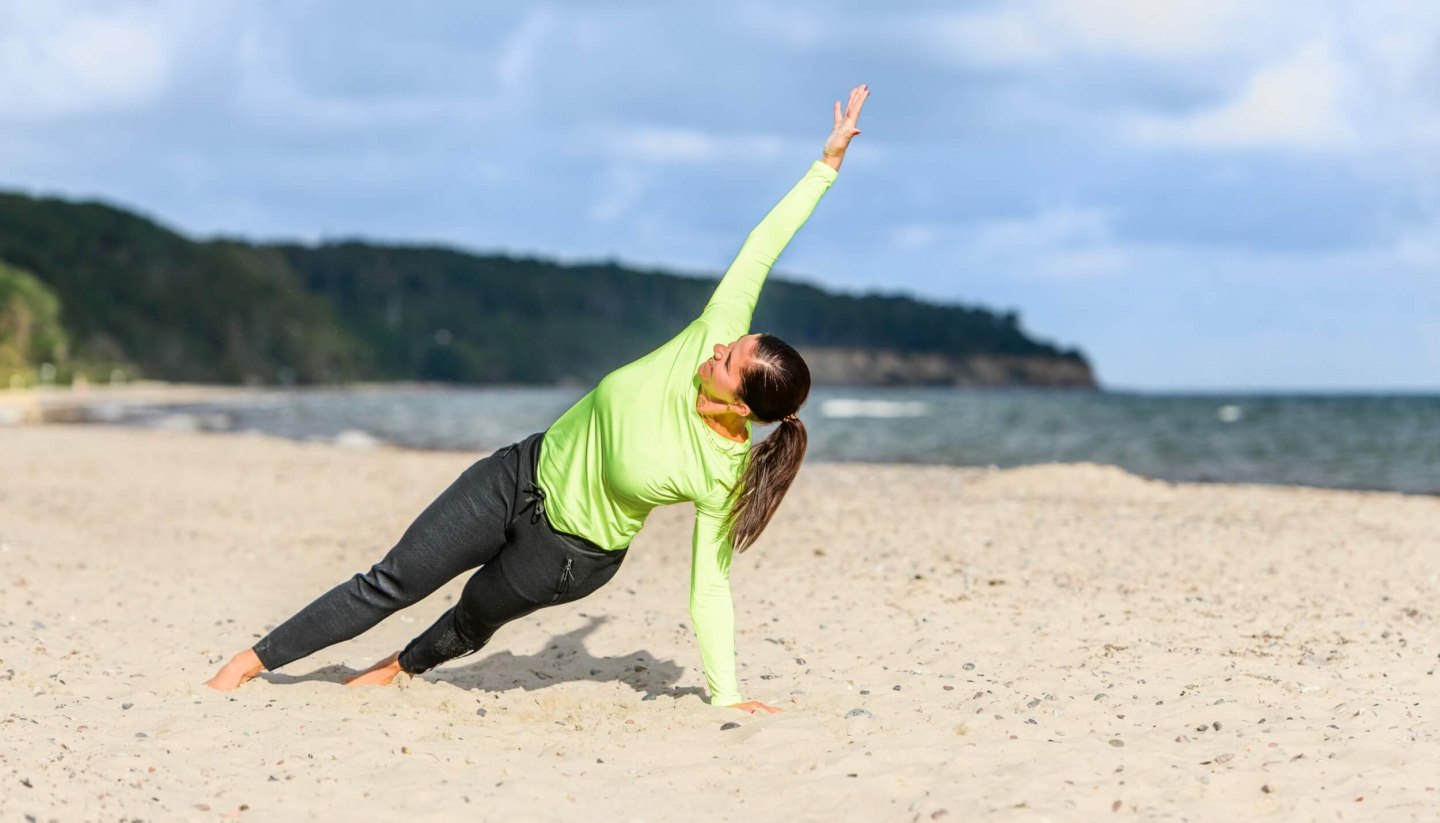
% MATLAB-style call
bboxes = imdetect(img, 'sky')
[1,0,1437,391]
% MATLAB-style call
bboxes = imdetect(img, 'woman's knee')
[455,565,540,631]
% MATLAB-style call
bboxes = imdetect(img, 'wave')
[819,399,930,419]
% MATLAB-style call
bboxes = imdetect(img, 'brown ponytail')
[727,334,810,552]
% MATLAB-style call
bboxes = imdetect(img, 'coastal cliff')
[800,348,1096,387]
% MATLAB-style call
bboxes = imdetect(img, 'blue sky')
[1,0,1436,390]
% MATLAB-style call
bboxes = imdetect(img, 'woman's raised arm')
[699,84,870,336]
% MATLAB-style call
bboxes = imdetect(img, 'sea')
[90,386,1440,495]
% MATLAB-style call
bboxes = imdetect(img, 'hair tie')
[783,414,799,424]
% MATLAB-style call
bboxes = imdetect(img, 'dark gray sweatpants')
[251,432,627,675]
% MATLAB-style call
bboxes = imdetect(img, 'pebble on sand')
[720,722,741,731]
[846,709,875,720]
[1108,739,1124,747]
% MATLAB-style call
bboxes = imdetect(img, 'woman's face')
[698,334,760,405]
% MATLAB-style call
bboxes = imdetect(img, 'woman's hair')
[727,334,811,553]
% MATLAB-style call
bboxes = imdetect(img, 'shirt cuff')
[709,691,744,707]
[809,159,839,182]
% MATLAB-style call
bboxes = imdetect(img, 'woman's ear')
[731,400,752,419]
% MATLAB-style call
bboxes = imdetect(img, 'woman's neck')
[695,393,749,443]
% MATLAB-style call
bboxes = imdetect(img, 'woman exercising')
[206,84,869,713]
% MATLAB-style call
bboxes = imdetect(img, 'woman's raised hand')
[821,84,869,171]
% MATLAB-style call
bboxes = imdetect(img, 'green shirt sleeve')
[689,499,742,707]
[699,160,839,340]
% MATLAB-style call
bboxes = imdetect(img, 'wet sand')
[1,425,1436,821]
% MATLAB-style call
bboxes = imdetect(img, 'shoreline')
[0,380,439,424]
[3,382,1435,497]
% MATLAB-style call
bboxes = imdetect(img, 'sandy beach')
[1,424,1436,822]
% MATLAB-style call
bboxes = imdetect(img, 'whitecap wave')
[820,399,930,419]
[334,429,381,449]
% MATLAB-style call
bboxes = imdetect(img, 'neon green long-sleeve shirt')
[536,160,838,706]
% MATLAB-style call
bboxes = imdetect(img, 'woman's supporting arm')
[689,504,743,707]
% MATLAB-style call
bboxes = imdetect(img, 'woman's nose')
[713,344,723,358]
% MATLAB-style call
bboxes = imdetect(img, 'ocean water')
[99,386,1440,495]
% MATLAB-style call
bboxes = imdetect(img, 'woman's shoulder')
[693,457,748,512]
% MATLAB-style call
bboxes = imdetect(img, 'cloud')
[969,208,1133,279]
[1130,44,1354,152]
[213,5,549,134]
[605,127,796,164]
[496,7,556,93]
[969,207,1112,253]
[906,0,1258,68]
[890,224,938,251]
[1390,218,1440,269]
[0,2,176,120]
[587,165,650,223]
[888,208,1134,280]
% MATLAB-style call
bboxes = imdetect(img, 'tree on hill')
[0,260,68,386]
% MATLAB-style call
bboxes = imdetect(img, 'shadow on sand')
[260,615,705,701]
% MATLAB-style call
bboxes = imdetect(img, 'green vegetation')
[0,190,1090,386]
[0,260,68,386]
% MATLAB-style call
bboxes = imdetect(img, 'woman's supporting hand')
[821,84,870,172]
[732,699,783,714]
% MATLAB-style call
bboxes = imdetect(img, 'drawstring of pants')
[522,482,546,525]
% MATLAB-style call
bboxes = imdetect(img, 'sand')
[1,424,1436,822]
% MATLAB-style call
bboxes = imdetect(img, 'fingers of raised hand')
[846,84,869,124]
[833,99,843,128]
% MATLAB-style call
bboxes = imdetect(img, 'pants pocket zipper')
[554,557,575,601]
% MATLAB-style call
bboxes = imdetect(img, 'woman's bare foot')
[206,648,265,691]
[345,651,408,687]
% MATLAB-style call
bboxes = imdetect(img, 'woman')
[207,84,869,714]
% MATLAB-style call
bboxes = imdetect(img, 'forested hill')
[0,190,1096,388]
